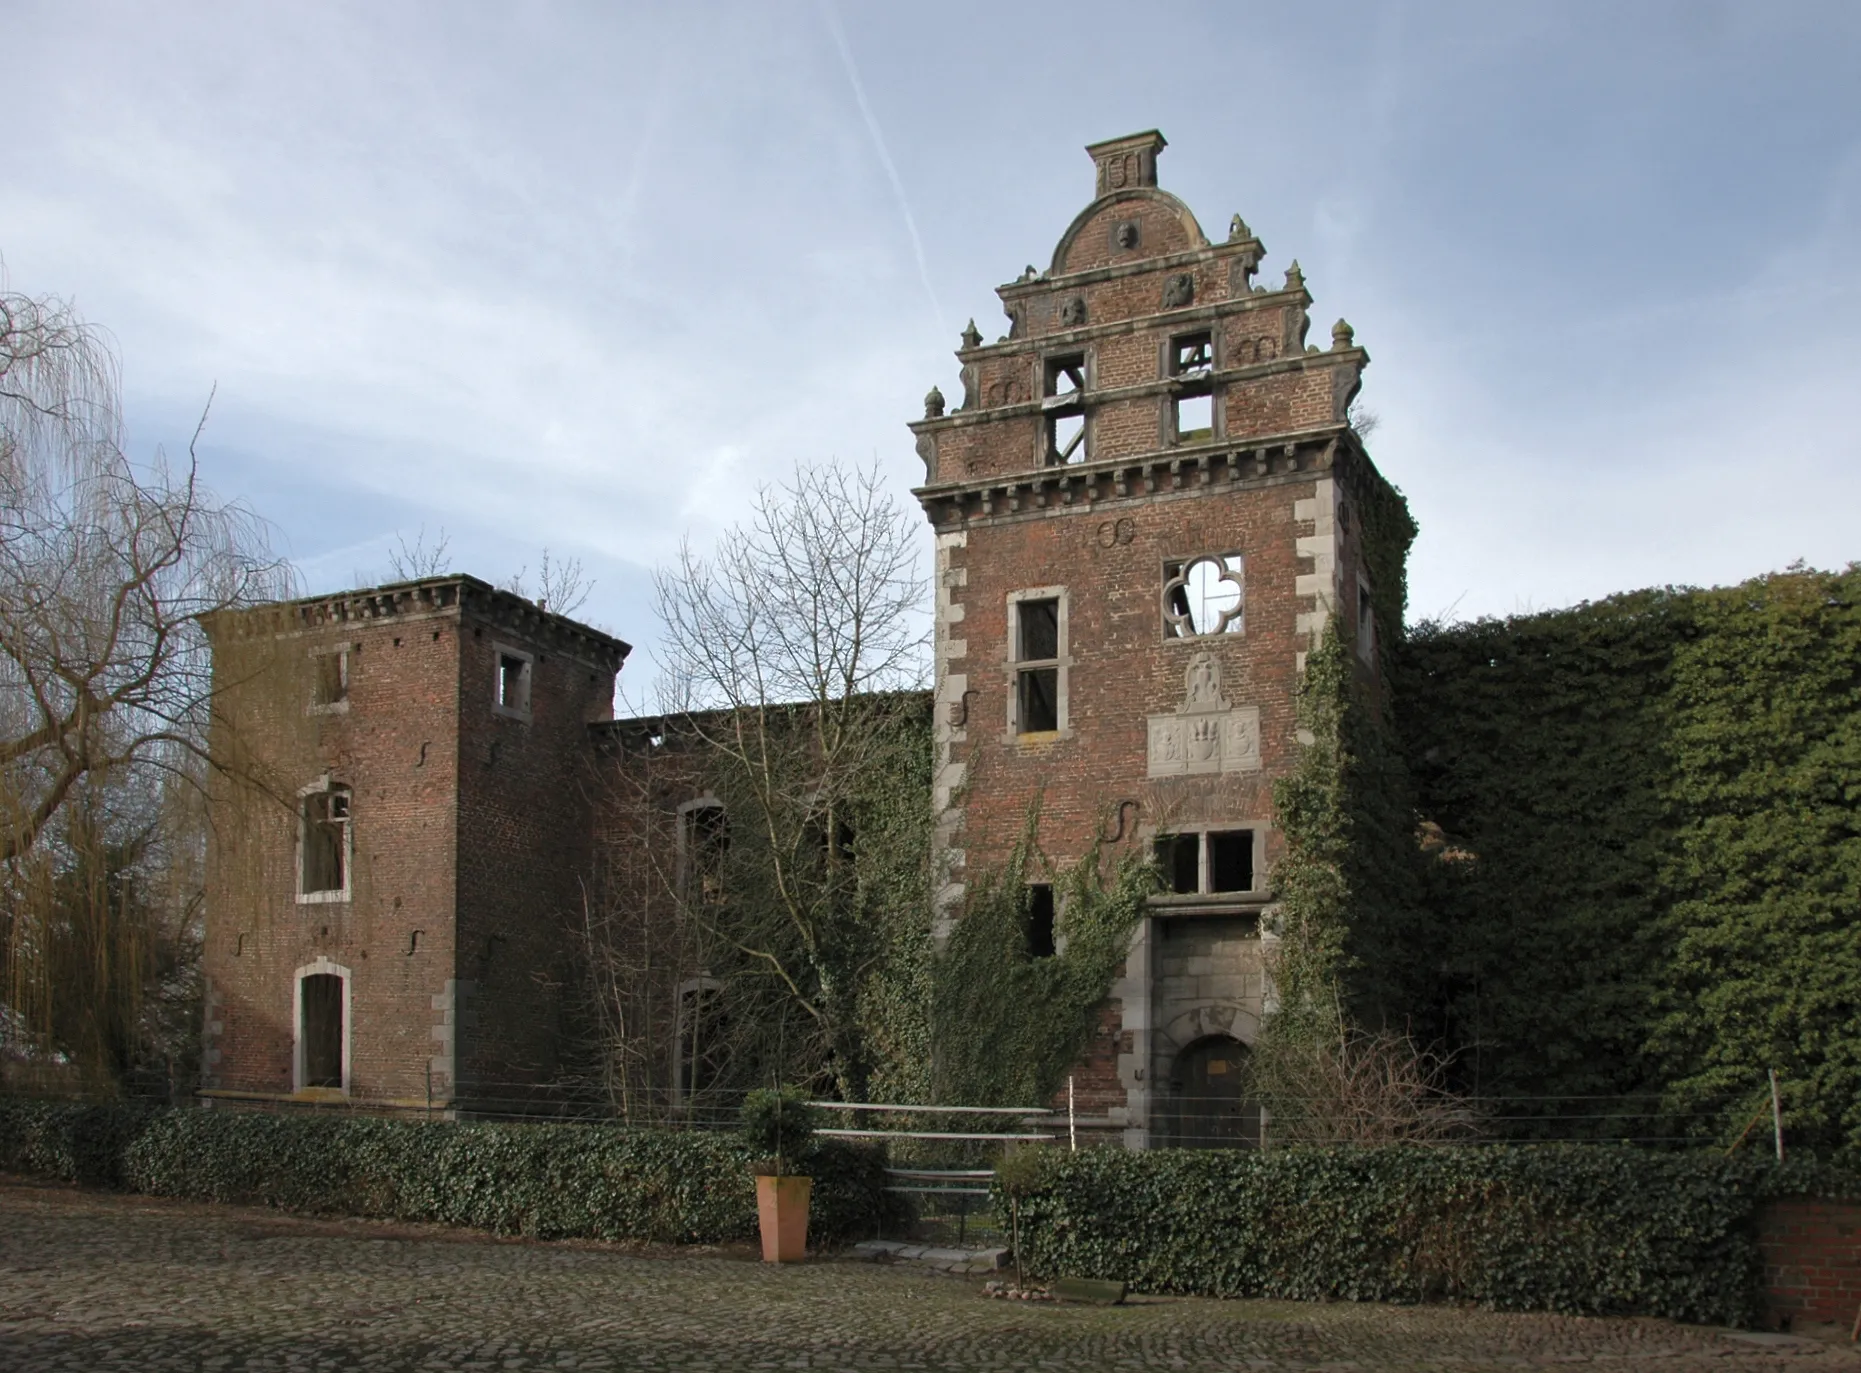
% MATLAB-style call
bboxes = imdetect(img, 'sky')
[5,1,1859,700]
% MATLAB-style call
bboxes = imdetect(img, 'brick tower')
[909,131,1400,1147]
[199,578,627,1112]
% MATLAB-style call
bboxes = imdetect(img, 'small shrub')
[739,1087,820,1175]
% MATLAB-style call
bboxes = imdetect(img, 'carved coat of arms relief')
[1146,652,1261,778]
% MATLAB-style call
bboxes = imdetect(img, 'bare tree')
[1248,1008,1479,1146]
[649,460,930,1099]
[0,281,288,1086]
[387,524,451,580]
[504,547,593,617]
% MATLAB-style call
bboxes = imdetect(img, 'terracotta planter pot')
[754,1173,812,1262]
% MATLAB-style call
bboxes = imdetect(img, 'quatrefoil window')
[1163,554,1244,638]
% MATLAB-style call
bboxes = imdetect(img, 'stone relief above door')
[1146,652,1261,777]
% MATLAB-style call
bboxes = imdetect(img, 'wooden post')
[1068,1076,1076,1152]
[1768,1068,1784,1162]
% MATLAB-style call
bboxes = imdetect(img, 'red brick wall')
[912,137,1393,1137]
[948,478,1313,878]
[452,606,619,1101]
[1758,1197,1861,1330]
[203,591,466,1103]
[202,579,625,1111]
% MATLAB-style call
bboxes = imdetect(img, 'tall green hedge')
[999,1144,1859,1325]
[0,1099,899,1244]
[1397,567,1861,1151]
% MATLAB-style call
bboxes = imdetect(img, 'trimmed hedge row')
[998,1145,1861,1325]
[0,1100,900,1244]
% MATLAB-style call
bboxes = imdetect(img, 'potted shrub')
[741,1086,821,1262]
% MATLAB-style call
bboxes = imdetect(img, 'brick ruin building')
[200,131,1403,1146]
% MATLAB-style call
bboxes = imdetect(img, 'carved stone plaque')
[1147,652,1261,778]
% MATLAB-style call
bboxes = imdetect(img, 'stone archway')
[1167,1035,1262,1149]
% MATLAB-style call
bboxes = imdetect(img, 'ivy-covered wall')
[1395,567,1861,1154]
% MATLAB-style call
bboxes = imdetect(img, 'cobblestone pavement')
[2,1178,1855,1372]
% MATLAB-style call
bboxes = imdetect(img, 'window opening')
[1013,597,1060,734]
[1171,332,1213,377]
[1155,829,1256,896]
[1043,354,1087,465]
[300,787,350,897]
[1026,884,1056,958]
[301,973,343,1089]
[674,980,727,1105]
[1163,555,1245,637]
[1357,579,1377,663]
[1156,833,1199,895]
[497,653,531,713]
[1208,830,1254,893]
[1173,392,1213,441]
[682,803,729,902]
[1170,331,1215,443]
[313,651,347,707]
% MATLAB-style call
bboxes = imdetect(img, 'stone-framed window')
[493,643,533,720]
[1168,331,1215,444]
[1007,588,1069,737]
[1163,554,1245,639]
[293,956,351,1094]
[1042,353,1088,465]
[1152,827,1263,898]
[671,975,726,1107]
[677,798,729,904]
[296,778,352,904]
[307,644,350,715]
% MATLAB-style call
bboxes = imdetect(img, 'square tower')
[910,132,1400,1147]
[200,578,627,1112]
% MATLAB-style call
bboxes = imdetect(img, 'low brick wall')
[1758,1196,1861,1330]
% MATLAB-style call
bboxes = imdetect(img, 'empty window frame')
[1154,829,1257,896]
[679,801,729,903]
[298,783,352,902]
[309,647,348,711]
[1170,332,1215,444]
[1010,593,1063,734]
[1043,353,1088,465]
[672,977,727,1106]
[293,959,350,1093]
[1026,884,1057,958]
[1163,554,1245,638]
[494,644,533,718]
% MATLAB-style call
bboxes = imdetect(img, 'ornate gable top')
[1086,130,1166,196]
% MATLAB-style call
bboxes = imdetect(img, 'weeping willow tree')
[0,278,288,1093]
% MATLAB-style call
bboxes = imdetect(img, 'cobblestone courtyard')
[1,1178,1854,1371]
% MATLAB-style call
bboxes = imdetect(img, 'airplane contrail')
[818,0,947,338]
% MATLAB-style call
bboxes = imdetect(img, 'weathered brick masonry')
[909,131,1396,1146]
[200,578,626,1111]
[1757,1197,1861,1331]
[199,132,1401,1146]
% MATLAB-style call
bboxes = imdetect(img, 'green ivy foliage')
[929,818,1155,1107]
[997,1143,1861,1324]
[1267,469,1428,1048]
[1398,568,1861,1152]
[0,1099,901,1243]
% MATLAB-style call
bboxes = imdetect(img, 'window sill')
[296,890,352,905]
[1149,894,1267,915]
[491,704,532,723]
[1012,729,1067,745]
[306,701,350,717]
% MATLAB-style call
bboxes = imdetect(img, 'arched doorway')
[1169,1036,1262,1149]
